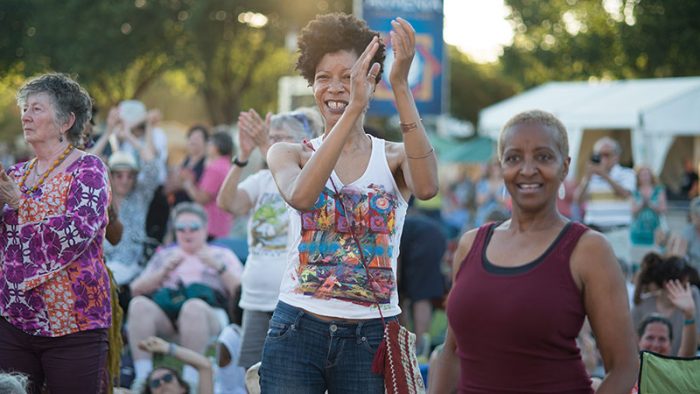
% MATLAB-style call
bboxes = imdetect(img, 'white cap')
[108,150,139,172]
[118,100,147,129]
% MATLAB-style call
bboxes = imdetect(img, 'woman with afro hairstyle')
[631,252,700,356]
[261,12,438,393]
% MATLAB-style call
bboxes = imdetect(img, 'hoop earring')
[558,183,566,200]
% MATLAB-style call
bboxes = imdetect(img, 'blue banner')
[357,0,445,116]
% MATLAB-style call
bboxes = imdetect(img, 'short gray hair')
[0,372,29,394]
[171,202,208,225]
[498,110,569,160]
[594,136,621,155]
[16,73,92,147]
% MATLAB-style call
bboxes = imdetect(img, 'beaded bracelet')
[400,119,422,134]
[406,148,434,160]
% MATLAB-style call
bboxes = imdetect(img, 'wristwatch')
[232,156,248,168]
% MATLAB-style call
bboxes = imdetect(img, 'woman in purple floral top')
[0,73,111,394]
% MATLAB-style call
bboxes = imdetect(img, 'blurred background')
[0,0,699,195]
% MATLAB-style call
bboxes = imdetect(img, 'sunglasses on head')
[175,222,203,232]
[149,372,175,388]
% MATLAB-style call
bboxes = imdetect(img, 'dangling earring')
[558,183,566,200]
[59,134,64,143]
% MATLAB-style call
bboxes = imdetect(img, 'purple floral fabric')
[0,154,111,337]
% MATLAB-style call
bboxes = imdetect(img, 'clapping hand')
[0,164,20,209]
[196,246,221,271]
[146,109,162,129]
[388,17,416,88]
[238,109,271,160]
[161,251,184,277]
[349,35,381,110]
[666,279,696,319]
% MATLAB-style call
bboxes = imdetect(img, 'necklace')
[18,145,75,194]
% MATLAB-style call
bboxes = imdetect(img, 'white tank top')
[278,135,408,319]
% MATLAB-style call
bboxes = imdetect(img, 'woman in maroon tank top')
[430,110,638,394]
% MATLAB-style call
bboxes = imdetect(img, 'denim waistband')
[274,301,396,338]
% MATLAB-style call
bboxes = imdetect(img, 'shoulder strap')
[303,140,388,329]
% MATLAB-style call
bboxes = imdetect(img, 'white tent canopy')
[479,77,700,176]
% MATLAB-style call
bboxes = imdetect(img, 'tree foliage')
[448,46,518,125]
[621,0,700,77]
[501,0,700,88]
[0,0,351,127]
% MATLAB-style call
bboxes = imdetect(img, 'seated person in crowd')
[127,202,243,390]
[137,335,213,394]
[632,253,700,355]
[104,132,159,313]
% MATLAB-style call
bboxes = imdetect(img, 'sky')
[443,0,514,63]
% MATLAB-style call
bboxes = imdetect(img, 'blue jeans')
[260,301,395,393]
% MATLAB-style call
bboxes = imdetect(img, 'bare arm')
[268,37,382,211]
[105,203,123,245]
[216,110,264,215]
[130,251,183,296]
[665,279,697,357]
[571,231,638,393]
[139,336,213,394]
[88,107,120,156]
[196,246,241,297]
[428,229,477,394]
[390,18,438,200]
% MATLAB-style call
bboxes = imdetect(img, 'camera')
[590,153,601,164]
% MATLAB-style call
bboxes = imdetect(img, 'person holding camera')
[574,137,636,262]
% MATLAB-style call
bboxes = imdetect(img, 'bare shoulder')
[571,228,620,283]
[267,141,310,171]
[383,140,405,172]
[451,228,479,281]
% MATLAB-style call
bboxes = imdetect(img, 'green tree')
[448,46,518,125]
[502,0,627,87]
[621,0,700,77]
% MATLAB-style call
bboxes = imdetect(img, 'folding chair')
[638,350,700,393]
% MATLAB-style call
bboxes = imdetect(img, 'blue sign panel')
[357,0,445,116]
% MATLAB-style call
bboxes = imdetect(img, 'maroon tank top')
[447,221,593,393]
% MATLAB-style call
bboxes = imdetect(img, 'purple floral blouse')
[0,154,111,337]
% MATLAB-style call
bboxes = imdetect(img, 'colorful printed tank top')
[278,135,408,319]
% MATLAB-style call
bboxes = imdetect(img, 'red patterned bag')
[371,320,425,394]
[322,166,425,394]
[317,155,425,394]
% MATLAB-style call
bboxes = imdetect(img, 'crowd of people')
[0,10,699,394]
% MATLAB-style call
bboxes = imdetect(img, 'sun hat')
[108,150,139,172]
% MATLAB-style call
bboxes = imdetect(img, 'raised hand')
[0,165,21,208]
[349,35,381,110]
[138,336,169,354]
[146,109,162,129]
[238,109,270,159]
[106,107,121,133]
[666,279,696,319]
[389,17,416,87]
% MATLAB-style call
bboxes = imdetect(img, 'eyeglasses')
[175,222,203,233]
[269,134,294,143]
[149,372,175,389]
[597,151,614,158]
